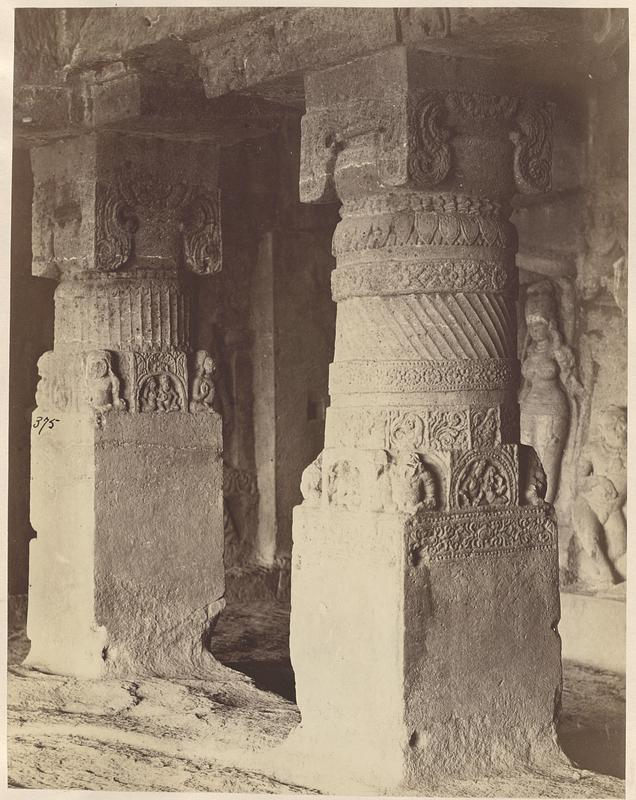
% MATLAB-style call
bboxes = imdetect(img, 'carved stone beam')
[27,131,225,679]
[285,46,564,794]
[191,7,626,106]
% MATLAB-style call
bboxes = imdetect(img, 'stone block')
[287,503,563,793]
[27,408,224,678]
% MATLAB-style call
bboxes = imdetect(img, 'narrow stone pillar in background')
[288,48,566,792]
[27,132,224,678]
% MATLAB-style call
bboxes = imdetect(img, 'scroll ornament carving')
[330,358,517,395]
[300,453,323,506]
[407,506,557,562]
[407,91,451,187]
[429,410,469,450]
[182,191,222,275]
[327,405,507,452]
[470,407,499,450]
[510,99,553,194]
[189,349,216,412]
[95,188,137,272]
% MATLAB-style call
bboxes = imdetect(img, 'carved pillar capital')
[300,48,553,204]
[31,131,221,280]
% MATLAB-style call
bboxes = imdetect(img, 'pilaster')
[286,47,566,793]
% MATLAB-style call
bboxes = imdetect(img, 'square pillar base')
[27,410,224,678]
[286,503,568,793]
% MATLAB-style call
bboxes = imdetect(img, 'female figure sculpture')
[519,283,584,504]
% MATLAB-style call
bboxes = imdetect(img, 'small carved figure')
[570,405,627,590]
[372,450,394,512]
[140,376,159,411]
[35,351,58,409]
[156,373,181,412]
[520,282,584,504]
[85,350,126,412]
[578,200,625,304]
[190,350,216,412]
[300,453,323,506]
[457,458,509,508]
[327,460,360,510]
[390,452,437,513]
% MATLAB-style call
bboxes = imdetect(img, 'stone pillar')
[26,131,224,678]
[287,48,565,792]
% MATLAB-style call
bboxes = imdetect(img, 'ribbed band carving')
[329,358,517,395]
[54,273,190,352]
[335,294,515,361]
[332,258,514,300]
[334,194,515,261]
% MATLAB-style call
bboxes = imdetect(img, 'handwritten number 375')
[33,416,59,434]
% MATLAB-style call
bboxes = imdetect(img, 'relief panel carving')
[450,447,518,510]
[133,350,187,413]
[407,506,557,562]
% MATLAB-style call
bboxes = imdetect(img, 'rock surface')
[8,596,625,796]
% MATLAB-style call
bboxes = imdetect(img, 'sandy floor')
[7,598,626,796]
